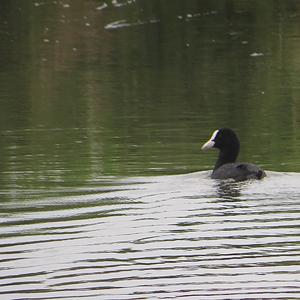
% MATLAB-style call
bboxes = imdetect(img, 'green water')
[1,2,300,299]
[1,1,300,195]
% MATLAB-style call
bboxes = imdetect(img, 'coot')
[202,128,266,180]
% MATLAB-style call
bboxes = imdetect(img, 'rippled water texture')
[1,0,300,299]
[1,171,300,299]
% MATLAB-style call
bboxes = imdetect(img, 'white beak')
[201,140,215,150]
[201,129,219,151]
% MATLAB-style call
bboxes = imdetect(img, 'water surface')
[1,1,300,299]
[1,171,300,299]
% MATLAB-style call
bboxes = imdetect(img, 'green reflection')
[1,0,300,199]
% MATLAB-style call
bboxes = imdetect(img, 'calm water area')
[1,1,300,299]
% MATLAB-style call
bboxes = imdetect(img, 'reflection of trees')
[1,1,300,195]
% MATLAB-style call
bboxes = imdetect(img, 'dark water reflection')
[215,180,244,199]
[1,0,300,299]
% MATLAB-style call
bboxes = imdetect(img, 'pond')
[0,1,300,299]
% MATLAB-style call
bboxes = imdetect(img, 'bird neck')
[214,148,239,171]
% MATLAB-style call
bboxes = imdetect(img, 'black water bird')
[202,128,266,181]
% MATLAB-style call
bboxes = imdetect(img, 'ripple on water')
[104,18,160,30]
[0,171,300,299]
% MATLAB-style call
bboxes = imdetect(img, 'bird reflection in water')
[215,180,247,199]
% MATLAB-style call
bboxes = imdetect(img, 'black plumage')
[202,128,266,181]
